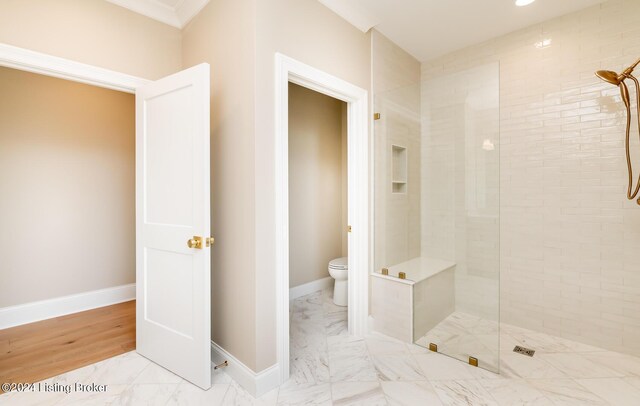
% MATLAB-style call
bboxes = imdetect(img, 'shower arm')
[622,58,640,79]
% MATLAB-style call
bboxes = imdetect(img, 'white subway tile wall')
[373,31,422,272]
[422,0,640,356]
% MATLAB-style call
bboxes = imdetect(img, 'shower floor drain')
[513,345,535,357]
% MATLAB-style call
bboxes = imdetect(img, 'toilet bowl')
[328,257,348,306]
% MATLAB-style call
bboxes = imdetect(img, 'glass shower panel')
[373,62,500,374]
[418,62,500,372]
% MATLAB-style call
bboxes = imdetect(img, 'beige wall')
[0,0,182,79]
[0,67,134,307]
[183,0,368,372]
[253,0,371,371]
[181,0,258,370]
[289,83,346,288]
[422,0,640,355]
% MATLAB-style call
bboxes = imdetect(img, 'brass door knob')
[187,236,203,249]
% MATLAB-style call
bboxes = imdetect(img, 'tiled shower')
[372,0,640,373]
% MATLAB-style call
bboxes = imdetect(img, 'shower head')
[596,58,640,86]
[595,57,640,205]
[596,70,624,86]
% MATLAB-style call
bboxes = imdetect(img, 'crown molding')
[104,0,209,28]
[175,0,210,27]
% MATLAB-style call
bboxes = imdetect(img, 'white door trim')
[0,43,149,93]
[274,53,370,384]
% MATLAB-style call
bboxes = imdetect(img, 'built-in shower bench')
[370,257,455,343]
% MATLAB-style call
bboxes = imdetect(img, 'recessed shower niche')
[391,144,407,194]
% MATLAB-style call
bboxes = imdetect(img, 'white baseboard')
[0,283,136,329]
[289,276,333,300]
[211,341,280,398]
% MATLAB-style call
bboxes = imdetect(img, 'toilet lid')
[329,257,348,270]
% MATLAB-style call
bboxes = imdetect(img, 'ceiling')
[154,0,182,7]
[104,0,209,28]
[318,0,607,61]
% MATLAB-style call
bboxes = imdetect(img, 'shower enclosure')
[373,32,500,372]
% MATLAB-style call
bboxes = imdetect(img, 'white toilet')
[328,257,348,306]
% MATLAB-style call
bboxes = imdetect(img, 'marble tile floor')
[3,288,640,405]
[414,311,502,373]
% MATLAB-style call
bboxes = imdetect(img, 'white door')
[135,63,211,389]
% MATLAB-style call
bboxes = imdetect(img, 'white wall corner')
[210,341,280,398]
[0,284,136,329]
[289,277,333,300]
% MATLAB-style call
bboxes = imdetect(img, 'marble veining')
[3,288,640,405]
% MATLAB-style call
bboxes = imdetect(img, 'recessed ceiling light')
[516,0,536,6]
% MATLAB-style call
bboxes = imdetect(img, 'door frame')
[0,43,213,386]
[274,53,370,383]
[0,43,149,93]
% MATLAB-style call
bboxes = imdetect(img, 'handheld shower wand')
[596,57,640,205]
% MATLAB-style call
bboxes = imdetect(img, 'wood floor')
[0,301,135,391]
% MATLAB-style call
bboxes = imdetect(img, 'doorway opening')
[0,65,136,386]
[288,82,349,380]
[274,54,369,385]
